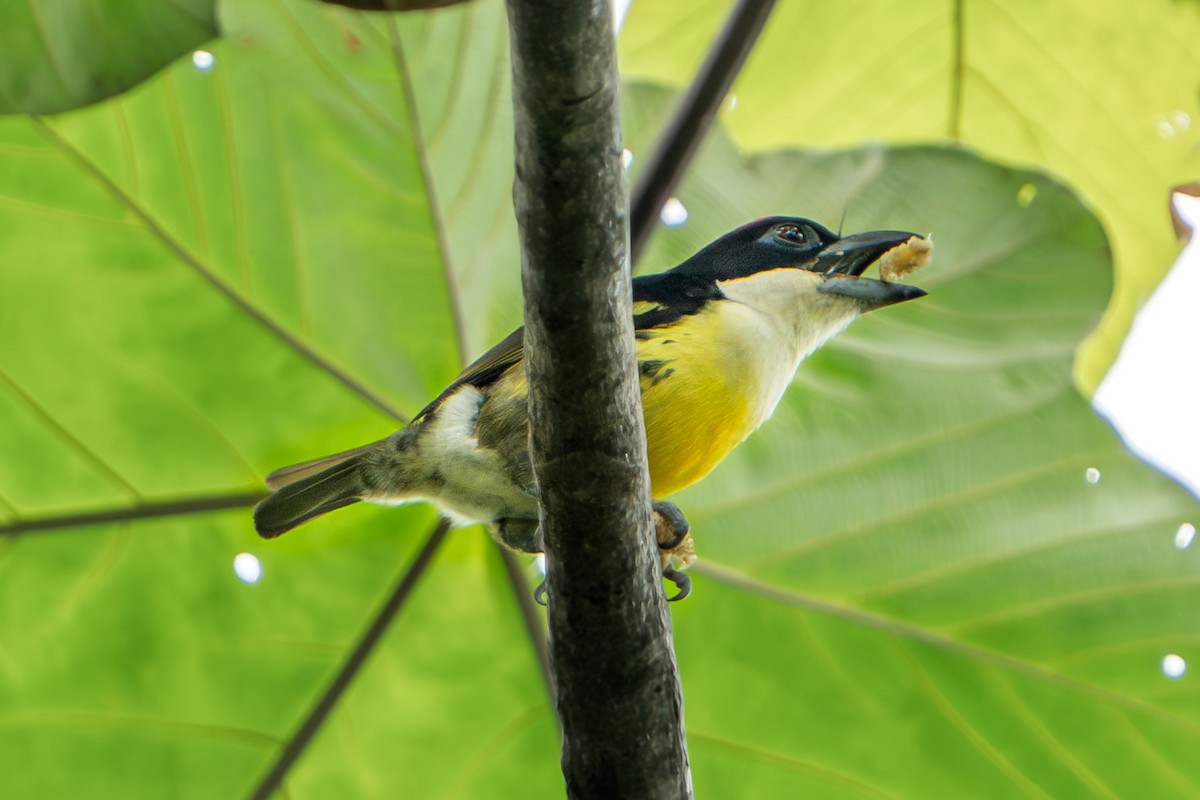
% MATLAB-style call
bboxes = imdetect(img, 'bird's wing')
[413,272,719,420]
[412,326,526,421]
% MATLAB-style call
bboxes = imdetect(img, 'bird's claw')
[663,567,691,602]
[652,500,690,551]
[655,502,694,601]
[531,501,694,605]
[534,568,691,604]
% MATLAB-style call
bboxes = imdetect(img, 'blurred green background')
[2,0,1199,797]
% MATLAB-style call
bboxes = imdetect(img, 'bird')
[253,216,928,599]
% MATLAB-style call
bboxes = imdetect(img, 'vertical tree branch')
[505,1,691,797]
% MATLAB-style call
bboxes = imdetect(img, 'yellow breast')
[638,302,794,498]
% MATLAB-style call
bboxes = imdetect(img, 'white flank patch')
[424,385,485,452]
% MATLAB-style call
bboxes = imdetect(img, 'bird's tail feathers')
[264,444,375,490]
[255,446,375,538]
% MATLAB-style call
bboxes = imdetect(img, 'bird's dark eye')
[776,225,804,243]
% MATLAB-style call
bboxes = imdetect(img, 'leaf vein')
[386,18,469,364]
[897,642,1054,799]
[0,364,142,502]
[32,116,407,422]
[949,576,1200,638]
[20,0,73,101]
[688,731,902,800]
[854,514,1182,605]
[269,0,405,136]
[694,559,1200,738]
[212,62,254,288]
[757,447,1111,571]
[162,73,210,256]
[0,709,279,749]
[698,390,1063,527]
[445,706,549,799]
[989,672,1120,799]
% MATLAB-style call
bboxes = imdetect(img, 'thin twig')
[496,547,555,702]
[0,492,266,537]
[246,518,452,800]
[628,0,778,265]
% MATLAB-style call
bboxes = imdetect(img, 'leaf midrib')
[694,558,1200,739]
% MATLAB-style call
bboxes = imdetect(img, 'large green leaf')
[0,0,218,114]
[620,0,1200,394]
[2,1,1198,797]
[629,111,1200,795]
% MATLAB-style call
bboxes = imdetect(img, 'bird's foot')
[527,502,697,606]
[652,500,690,550]
[663,566,691,601]
[655,500,697,575]
[654,501,695,600]
[494,517,543,554]
[533,566,691,604]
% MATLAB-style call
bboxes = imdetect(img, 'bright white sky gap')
[1094,193,1200,499]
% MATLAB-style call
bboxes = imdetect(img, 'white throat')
[716,268,861,367]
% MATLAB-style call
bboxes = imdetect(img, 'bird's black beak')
[814,229,928,310]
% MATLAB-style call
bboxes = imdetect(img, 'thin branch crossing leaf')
[1,1,1197,797]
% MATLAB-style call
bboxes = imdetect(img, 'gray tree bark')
[504,1,691,797]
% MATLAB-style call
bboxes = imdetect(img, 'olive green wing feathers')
[416,272,720,419]
[413,327,527,421]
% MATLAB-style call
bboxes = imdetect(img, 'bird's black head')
[672,216,839,279]
[667,216,927,308]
